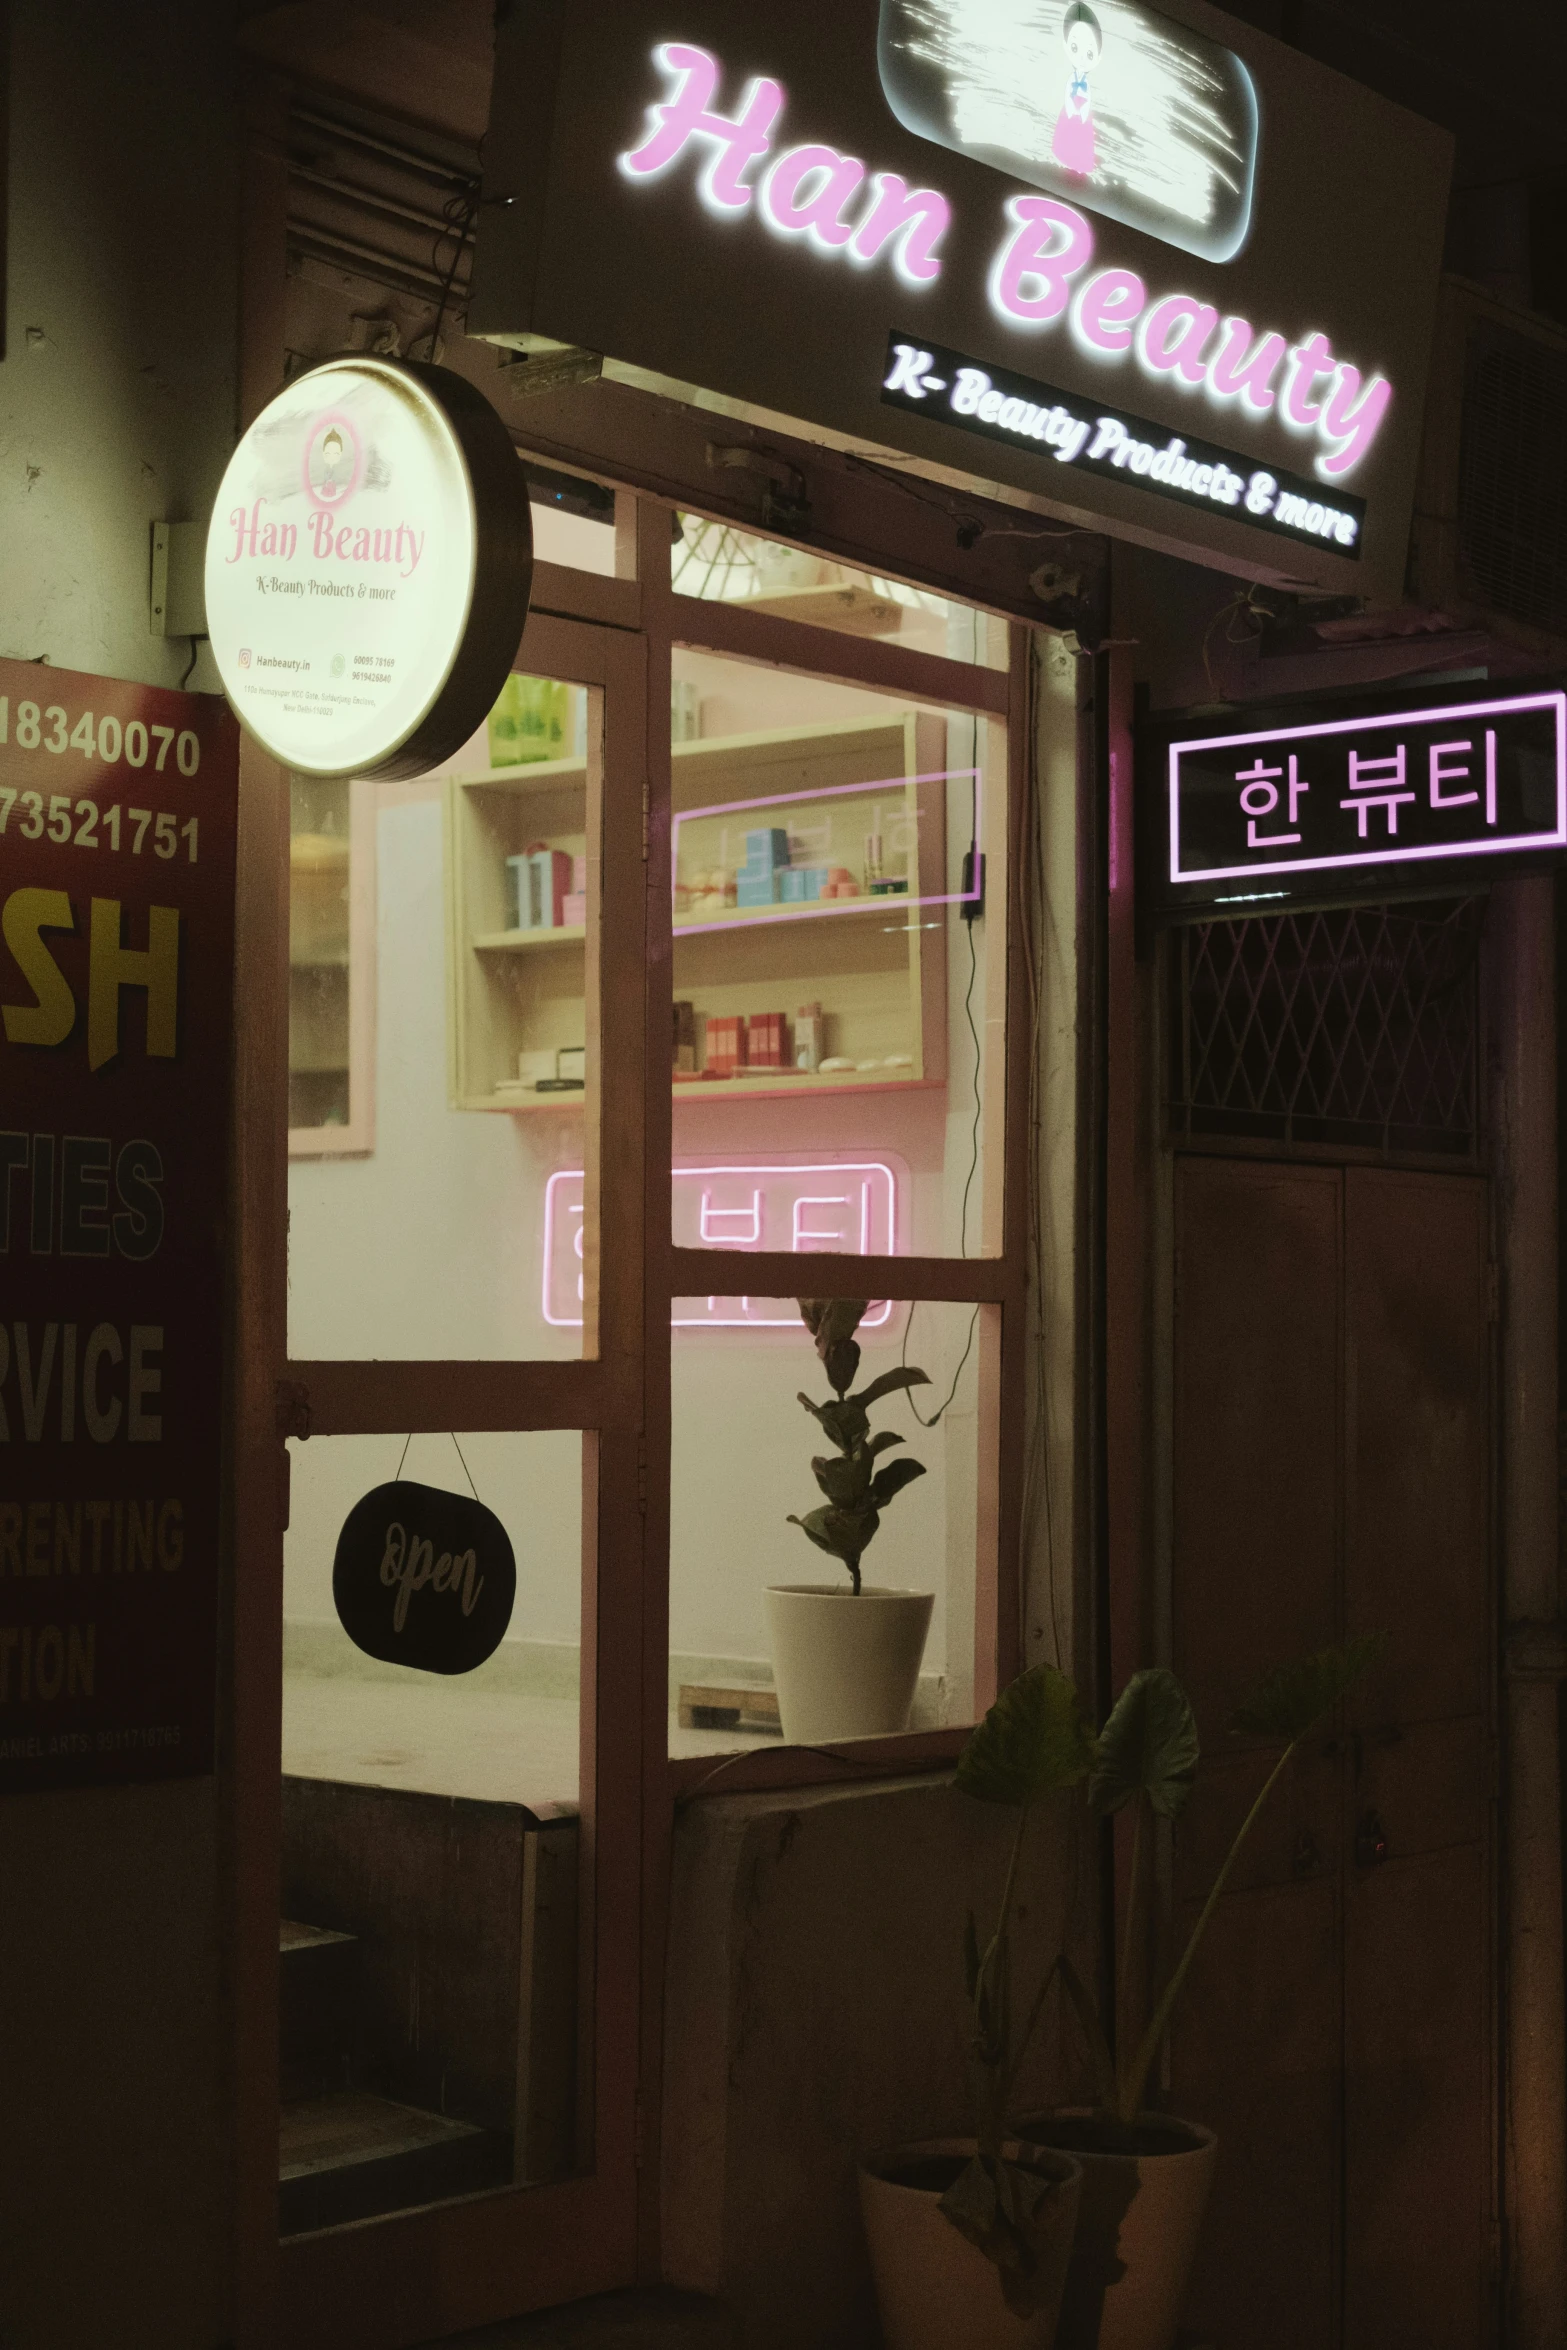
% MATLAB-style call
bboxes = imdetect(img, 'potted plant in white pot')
[958,1638,1383,2350]
[859,1667,1097,2348]
[763,1297,936,1743]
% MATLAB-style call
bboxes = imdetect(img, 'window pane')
[670,650,1006,1257]
[674,514,1008,668]
[288,670,601,1359]
[289,774,364,1148]
[527,464,618,575]
[668,1300,986,1757]
[281,1429,584,2230]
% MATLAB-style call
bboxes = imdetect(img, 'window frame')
[235,483,1035,2346]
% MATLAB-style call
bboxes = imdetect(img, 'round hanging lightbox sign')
[204,356,532,780]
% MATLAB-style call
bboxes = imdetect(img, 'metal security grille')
[1457,321,1567,634]
[1169,902,1482,1159]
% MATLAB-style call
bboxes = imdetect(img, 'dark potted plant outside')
[860,1667,1096,2347]
[955,1636,1384,2350]
[764,1298,935,1742]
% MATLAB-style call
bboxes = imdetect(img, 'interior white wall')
[0,5,240,2344]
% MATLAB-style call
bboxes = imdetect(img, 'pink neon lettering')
[1138,294,1219,385]
[793,1194,851,1248]
[620,43,783,211]
[1315,364,1393,478]
[762,143,865,245]
[1429,740,1477,809]
[1206,317,1286,413]
[1073,267,1145,354]
[850,173,950,282]
[1280,332,1337,429]
[991,196,1093,323]
[699,1189,763,1245]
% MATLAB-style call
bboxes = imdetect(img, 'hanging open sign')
[333,1480,516,1675]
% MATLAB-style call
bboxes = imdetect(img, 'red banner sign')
[0,660,238,1791]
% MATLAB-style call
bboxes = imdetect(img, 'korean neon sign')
[543,1161,900,1328]
[1155,689,1567,915]
[619,43,1391,483]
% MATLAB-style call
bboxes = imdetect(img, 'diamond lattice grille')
[1170,903,1481,1158]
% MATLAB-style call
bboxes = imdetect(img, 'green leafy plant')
[787,1299,931,1594]
[941,1633,1386,2307]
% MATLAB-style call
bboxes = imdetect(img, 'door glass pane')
[669,650,1007,1258]
[290,774,372,1154]
[288,669,602,1359]
[281,1429,585,2232]
[674,514,1009,668]
[668,1299,987,1757]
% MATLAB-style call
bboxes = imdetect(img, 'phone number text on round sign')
[205,357,533,781]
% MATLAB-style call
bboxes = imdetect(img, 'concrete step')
[279,2088,511,2236]
[279,1916,359,2102]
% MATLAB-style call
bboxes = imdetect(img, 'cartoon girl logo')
[1052,1,1102,179]
[302,411,363,511]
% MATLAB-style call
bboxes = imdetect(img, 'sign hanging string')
[392,1430,482,1504]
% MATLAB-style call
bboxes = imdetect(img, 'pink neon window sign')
[673,769,980,936]
[543,1161,901,1329]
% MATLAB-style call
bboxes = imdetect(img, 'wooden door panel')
[1173,1877,1340,2350]
[1172,1159,1343,1741]
[1344,1842,1487,2350]
[1344,1171,1489,1728]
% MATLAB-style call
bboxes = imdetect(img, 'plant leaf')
[1229,1631,1388,1743]
[851,1365,932,1410]
[799,1296,866,1349]
[787,1504,878,1561]
[938,2154,1068,2318]
[816,1397,870,1452]
[811,1452,870,1507]
[869,1456,926,1508]
[866,1430,905,1456]
[822,1338,861,1398]
[1089,1667,1199,1823]
[955,1663,1098,1807]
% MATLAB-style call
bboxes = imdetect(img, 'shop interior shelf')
[445,710,954,1113]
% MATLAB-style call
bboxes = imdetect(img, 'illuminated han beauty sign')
[545,1163,900,1329]
[205,356,532,781]
[618,42,1391,486]
[1154,689,1567,917]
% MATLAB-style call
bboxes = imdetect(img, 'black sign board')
[1141,679,1567,924]
[333,1480,516,1675]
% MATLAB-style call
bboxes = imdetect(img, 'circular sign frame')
[205,356,533,781]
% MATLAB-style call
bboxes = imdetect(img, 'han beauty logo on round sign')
[333,1479,517,1675]
[205,357,532,780]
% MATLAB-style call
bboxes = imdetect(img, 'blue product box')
[777,869,808,903]
[741,827,790,876]
[799,867,829,902]
[737,872,778,908]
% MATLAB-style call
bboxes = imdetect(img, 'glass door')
[270,605,648,2343]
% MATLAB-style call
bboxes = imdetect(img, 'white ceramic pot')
[1015,2112,1218,2350]
[859,2138,1082,2350]
[763,1583,934,1743]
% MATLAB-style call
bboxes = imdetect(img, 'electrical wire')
[180,635,206,689]
[902,915,983,1430]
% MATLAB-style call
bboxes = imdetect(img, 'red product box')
[705,1014,746,1072]
[746,1011,789,1068]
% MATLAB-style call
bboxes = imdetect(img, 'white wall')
[0,5,239,2344]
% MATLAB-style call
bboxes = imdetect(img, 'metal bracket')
[275,1379,313,1443]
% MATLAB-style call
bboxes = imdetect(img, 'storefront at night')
[3,3,1566,2346]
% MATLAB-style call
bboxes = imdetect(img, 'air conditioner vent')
[1456,323,1567,633]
